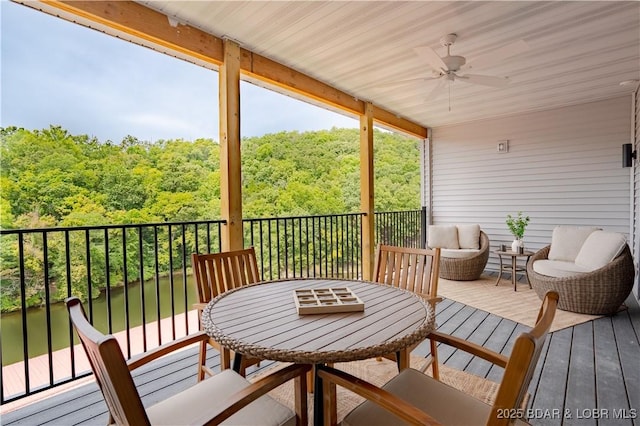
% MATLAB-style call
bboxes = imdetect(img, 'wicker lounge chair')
[439,231,490,281]
[527,244,634,314]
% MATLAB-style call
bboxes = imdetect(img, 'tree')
[1,125,421,311]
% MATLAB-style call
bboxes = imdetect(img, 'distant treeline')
[0,125,420,311]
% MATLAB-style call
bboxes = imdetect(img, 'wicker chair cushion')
[428,225,460,249]
[440,248,481,259]
[575,231,626,270]
[528,244,634,314]
[548,226,599,262]
[532,259,592,278]
[457,224,480,249]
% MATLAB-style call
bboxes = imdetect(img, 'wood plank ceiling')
[25,1,640,133]
[138,1,640,129]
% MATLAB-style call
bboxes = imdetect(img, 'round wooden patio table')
[202,278,435,425]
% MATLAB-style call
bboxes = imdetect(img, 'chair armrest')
[317,365,442,425]
[195,363,311,425]
[429,331,508,368]
[127,331,210,371]
[193,302,207,313]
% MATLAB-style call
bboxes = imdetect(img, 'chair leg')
[294,373,308,426]
[322,372,337,426]
[430,339,440,380]
[307,370,314,393]
[197,340,207,382]
[220,347,232,371]
[396,350,410,371]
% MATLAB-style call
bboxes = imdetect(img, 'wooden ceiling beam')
[26,0,427,139]
[34,0,225,66]
[241,50,362,116]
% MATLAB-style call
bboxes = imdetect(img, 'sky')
[0,1,358,143]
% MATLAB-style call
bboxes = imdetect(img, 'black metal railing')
[0,210,423,404]
[245,212,364,281]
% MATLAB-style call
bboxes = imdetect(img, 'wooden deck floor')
[3,287,638,426]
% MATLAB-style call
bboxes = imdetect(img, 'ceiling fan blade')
[457,74,511,87]
[466,39,529,70]
[424,79,448,101]
[413,46,448,72]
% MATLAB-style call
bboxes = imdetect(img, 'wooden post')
[360,102,375,280]
[220,39,243,251]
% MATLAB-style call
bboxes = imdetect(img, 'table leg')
[232,352,243,373]
[313,364,324,426]
[495,254,504,286]
[512,256,517,291]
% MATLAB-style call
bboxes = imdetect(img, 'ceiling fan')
[416,33,528,87]
[374,33,529,107]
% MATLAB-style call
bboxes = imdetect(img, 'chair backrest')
[66,297,150,426]
[373,244,441,299]
[191,247,261,304]
[489,291,559,426]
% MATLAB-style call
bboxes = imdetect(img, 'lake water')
[1,272,197,366]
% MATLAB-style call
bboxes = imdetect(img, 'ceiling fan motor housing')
[439,34,466,72]
[443,55,466,72]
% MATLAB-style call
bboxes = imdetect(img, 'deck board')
[2,293,639,426]
[531,327,573,426]
[594,319,634,426]
[612,312,640,423]
[565,322,597,426]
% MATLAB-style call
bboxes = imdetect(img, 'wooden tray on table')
[293,287,365,315]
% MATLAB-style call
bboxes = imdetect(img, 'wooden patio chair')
[317,291,559,426]
[66,296,309,426]
[373,244,442,378]
[192,247,262,379]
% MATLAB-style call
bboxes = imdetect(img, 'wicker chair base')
[527,245,635,315]
[438,231,490,281]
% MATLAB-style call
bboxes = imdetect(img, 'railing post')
[360,102,375,280]
[421,206,428,248]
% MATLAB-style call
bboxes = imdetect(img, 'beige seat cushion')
[146,369,296,426]
[456,224,481,250]
[574,231,626,271]
[441,248,481,259]
[547,226,599,262]
[532,259,592,278]
[343,368,492,426]
[428,225,460,249]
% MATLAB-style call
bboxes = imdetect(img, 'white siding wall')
[428,96,632,272]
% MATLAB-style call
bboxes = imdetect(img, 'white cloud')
[1,1,357,143]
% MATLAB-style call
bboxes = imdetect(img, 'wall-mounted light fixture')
[497,140,509,153]
[622,143,636,167]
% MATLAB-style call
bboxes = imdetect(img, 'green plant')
[506,211,530,239]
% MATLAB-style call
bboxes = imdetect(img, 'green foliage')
[0,125,420,311]
[506,211,530,239]
[241,128,420,216]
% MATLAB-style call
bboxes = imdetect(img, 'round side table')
[494,250,534,291]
